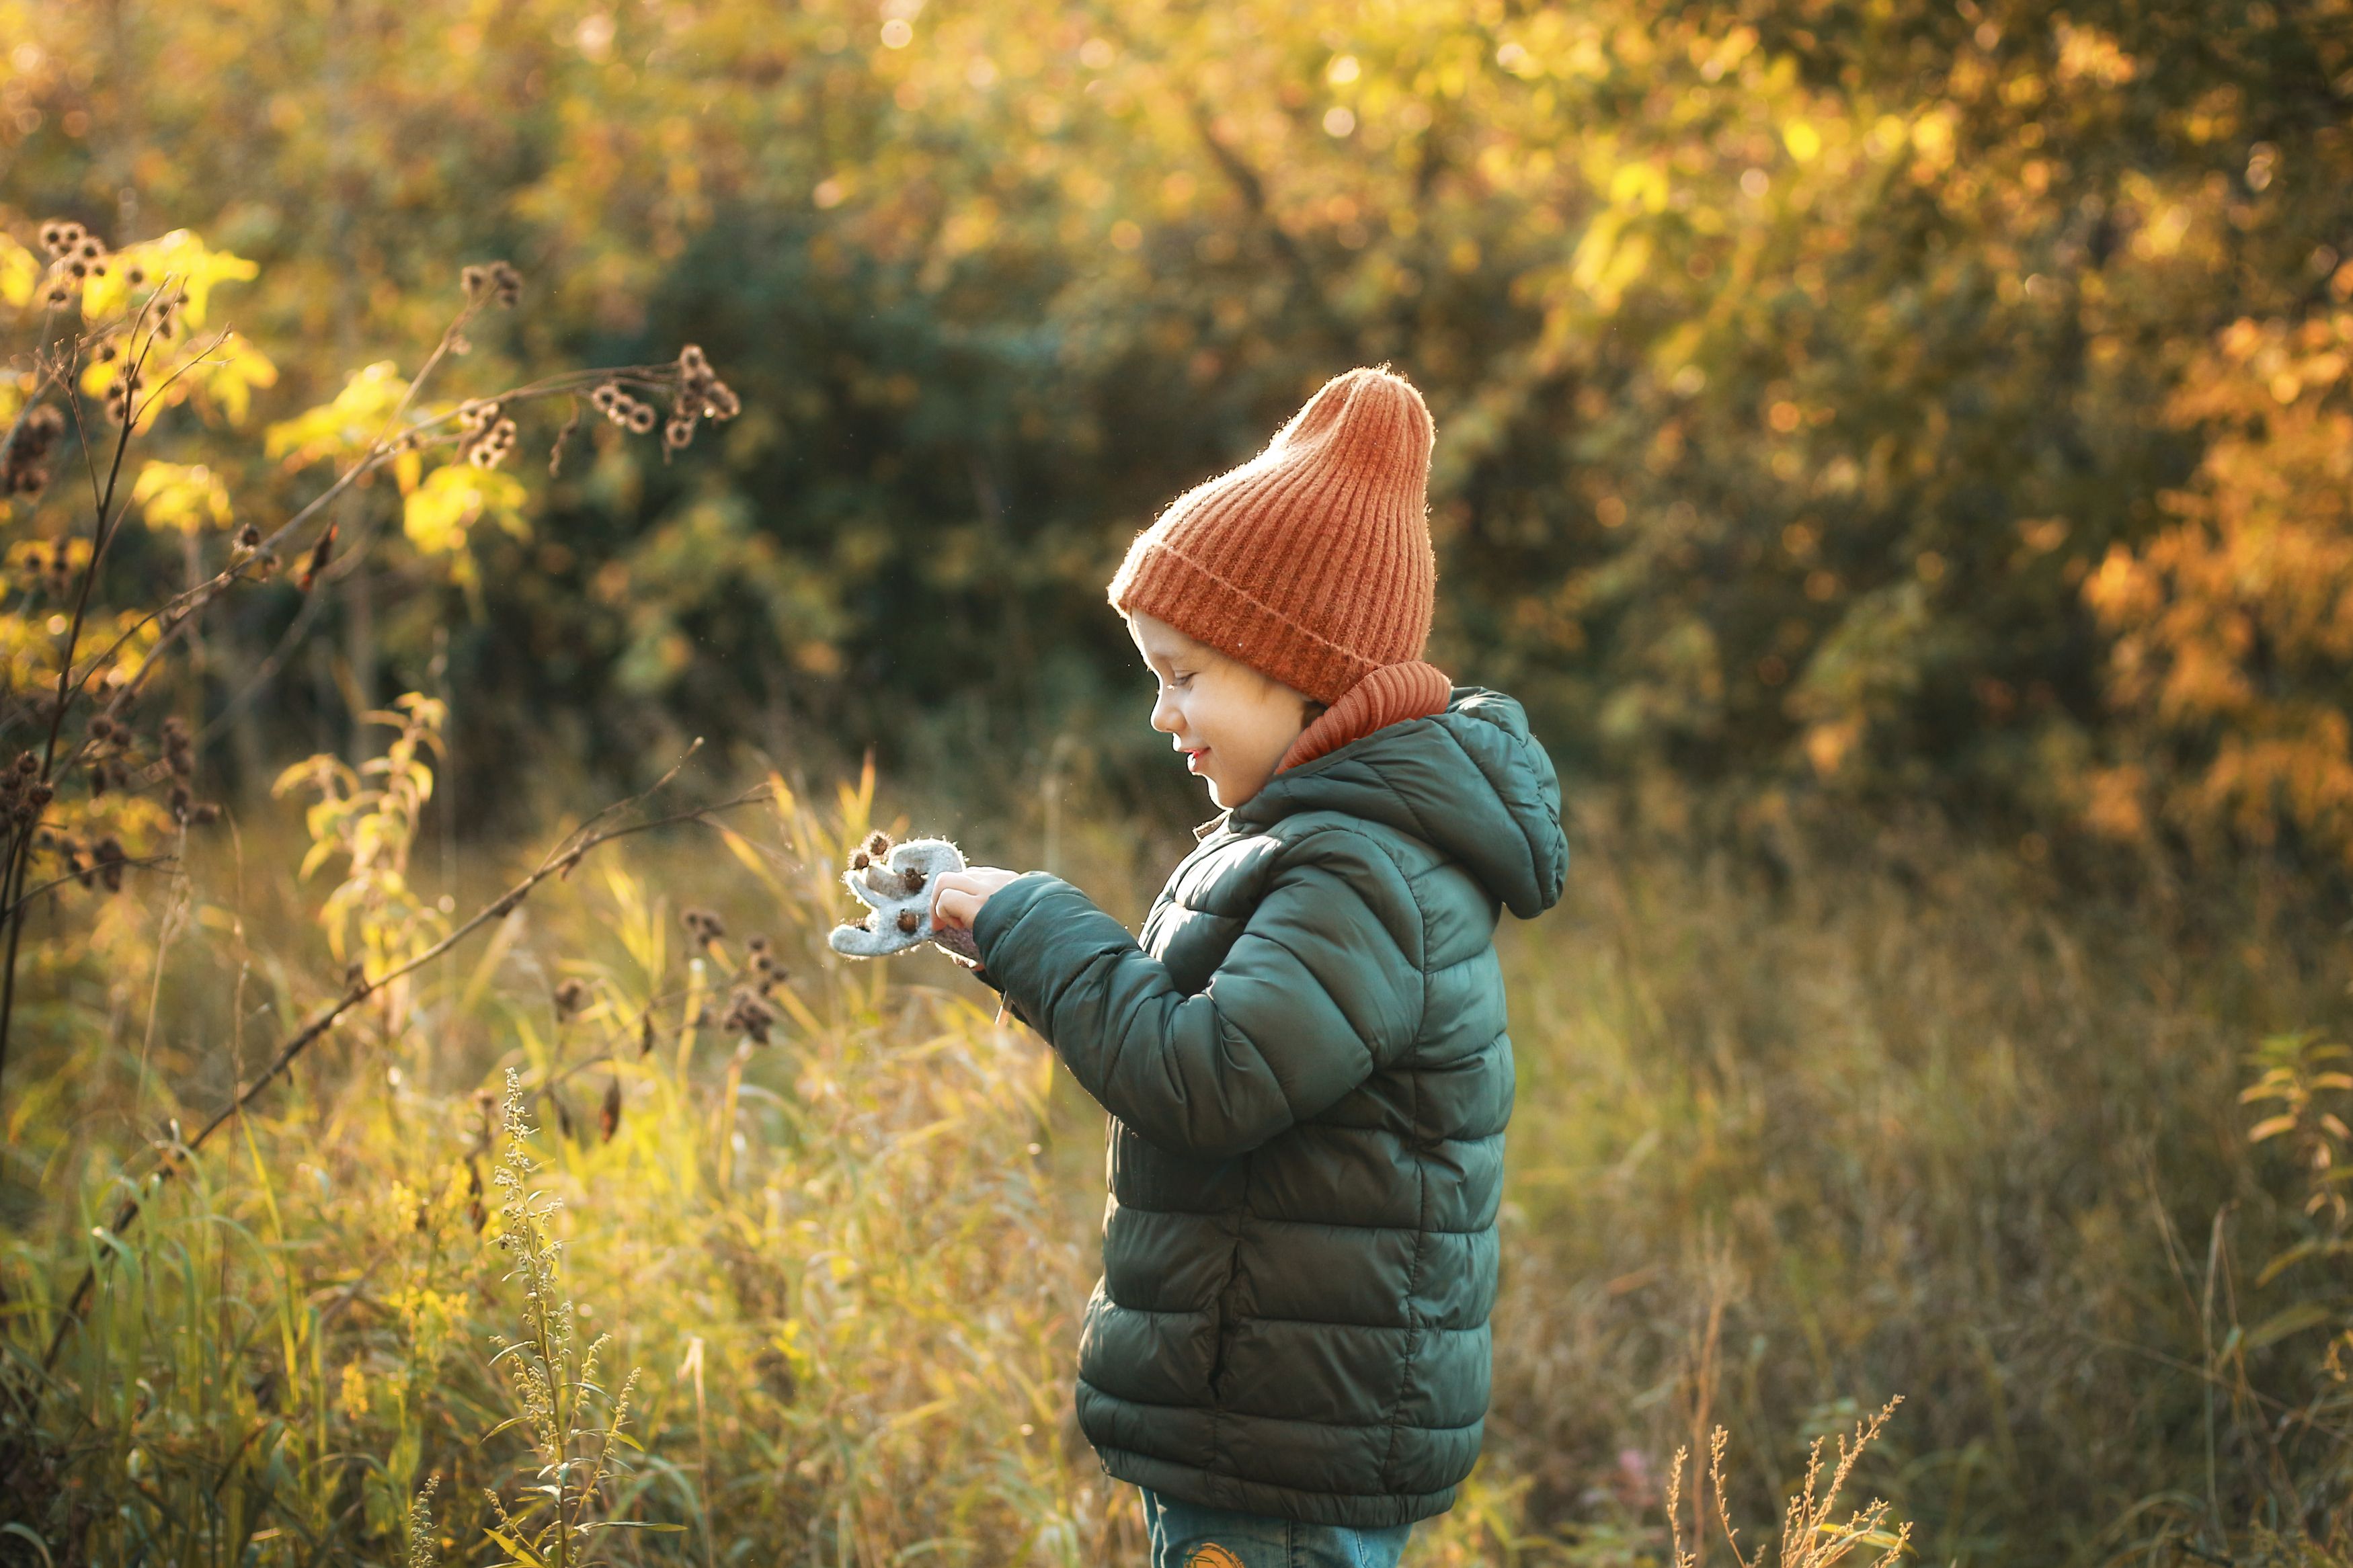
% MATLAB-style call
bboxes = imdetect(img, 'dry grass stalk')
[1668,1398,1912,1568]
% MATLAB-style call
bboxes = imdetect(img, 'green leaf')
[2245,1301,2339,1350]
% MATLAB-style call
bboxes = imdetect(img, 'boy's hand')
[930,867,1025,942]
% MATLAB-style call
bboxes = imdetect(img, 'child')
[931,367,1568,1568]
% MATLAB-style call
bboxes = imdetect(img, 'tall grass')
[3,749,2348,1564]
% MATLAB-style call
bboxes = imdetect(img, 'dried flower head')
[93,835,126,893]
[3,404,67,497]
[625,401,656,434]
[864,830,893,858]
[553,977,590,1019]
[460,259,523,308]
[721,987,775,1044]
[663,415,696,451]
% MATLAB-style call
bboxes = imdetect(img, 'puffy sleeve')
[969,833,1425,1159]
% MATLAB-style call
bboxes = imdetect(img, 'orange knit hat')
[1107,368,1449,730]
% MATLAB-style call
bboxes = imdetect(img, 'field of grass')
[3,744,2347,1565]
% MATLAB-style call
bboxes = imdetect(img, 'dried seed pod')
[553,977,590,1018]
[896,909,921,934]
[721,987,775,1044]
[865,830,892,858]
[94,836,126,892]
[599,1076,623,1142]
[625,401,656,434]
[902,866,926,893]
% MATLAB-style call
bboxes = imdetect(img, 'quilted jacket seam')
[1114,1202,1496,1236]
[1082,1385,1488,1436]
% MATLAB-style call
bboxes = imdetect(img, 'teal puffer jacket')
[969,686,1568,1530]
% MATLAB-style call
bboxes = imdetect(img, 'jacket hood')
[1224,686,1568,919]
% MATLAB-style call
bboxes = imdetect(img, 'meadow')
[5,732,2346,1564]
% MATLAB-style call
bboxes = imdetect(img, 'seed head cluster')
[586,344,740,456]
[721,986,775,1044]
[2,405,66,498]
[0,753,54,834]
[744,932,789,994]
[85,712,132,797]
[590,382,660,434]
[102,366,148,424]
[458,399,519,470]
[459,259,523,308]
[37,219,108,304]
[40,826,130,893]
[157,715,219,824]
[17,542,74,599]
[847,829,893,872]
[662,343,741,452]
[681,906,726,948]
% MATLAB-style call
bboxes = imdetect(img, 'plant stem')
[42,761,761,1367]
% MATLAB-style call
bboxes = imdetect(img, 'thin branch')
[0,854,177,920]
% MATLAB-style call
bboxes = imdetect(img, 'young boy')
[932,366,1568,1568]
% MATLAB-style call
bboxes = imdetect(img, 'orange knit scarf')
[1275,660,1453,774]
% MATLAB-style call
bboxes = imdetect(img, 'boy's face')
[1127,611,1314,809]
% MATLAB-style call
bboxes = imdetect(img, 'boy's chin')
[1203,774,1259,810]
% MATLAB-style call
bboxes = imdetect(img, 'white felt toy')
[826,830,983,964]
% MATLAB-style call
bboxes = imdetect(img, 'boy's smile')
[1125,611,1318,809]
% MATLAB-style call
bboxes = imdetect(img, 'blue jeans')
[1139,1486,1414,1568]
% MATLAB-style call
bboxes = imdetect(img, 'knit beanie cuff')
[1109,537,1381,706]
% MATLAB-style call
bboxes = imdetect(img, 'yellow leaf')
[194,332,278,425]
[2249,1114,2301,1143]
[403,464,527,555]
[0,234,37,309]
[89,229,258,327]
[265,362,411,468]
[130,462,234,534]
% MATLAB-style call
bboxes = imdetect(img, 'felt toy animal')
[826,830,982,964]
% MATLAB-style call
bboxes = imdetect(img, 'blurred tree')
[2,0,2346,851]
